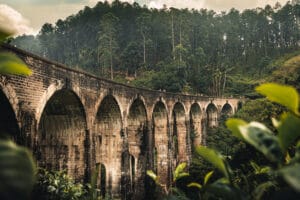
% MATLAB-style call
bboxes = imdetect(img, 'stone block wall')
[0,45,242,199]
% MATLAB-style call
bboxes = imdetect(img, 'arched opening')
[97,163,106,198]
[206,103,218,128]
[127,98,147,155]
[38,89,87,181]
[127,98,148,198]
[121,151,135,200]
[237,101,243,111]
[94,95,122,196]
[172,102,187,163]
[153,147,158,173]
[152,101,168,185]
[0,90,20,142]
[145,147,157,199]
[221,103,233,122]
[189,103,202,148]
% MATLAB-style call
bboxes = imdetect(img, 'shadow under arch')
[127,98,149,199]
[0,89,20,142]
[171,102,187,164]
[189,103,202,147]
[221,103,234,121]
[94,94,123,197]
[37,89,88,181]
[121,151,136,200]
[152,101,169,186]
[96,163,107,198]
[127,98,148,155]
[206,103,218,128]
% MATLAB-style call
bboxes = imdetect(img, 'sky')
[0,0,290,36]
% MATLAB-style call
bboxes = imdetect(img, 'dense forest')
[11,0,300,95]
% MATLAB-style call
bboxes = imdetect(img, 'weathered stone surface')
[0,45,242,199]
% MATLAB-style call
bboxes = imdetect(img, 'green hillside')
[10,0,300,96]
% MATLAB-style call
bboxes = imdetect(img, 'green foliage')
[279,164,300,192]
[0,26,32,76]
[203,171,214,185]
[0,52,32,75]
[173,163,189,182]
[87,164,101,200]
[187,171,214,191]
[206,124,242,158]
[278,113,300,153]
[131,70,156,88]
[187,182,202,190]
[234,98,284,130]
[146,170,158,184]
[256,83,299,115]
[147,162,190,199]
[33,166,107,200]
[230,121,283,163]
[269,53,300,90]
[187,83,300,199]
[11,1,300,95]
[98,12,119,79]
[226,119,247,139]
[195,146,230,180]
[0,140,36,200]
[33,169,86,200]
[0,32,11,43]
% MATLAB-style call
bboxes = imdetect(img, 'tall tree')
[136,12,152,66]
[98,12,119,80]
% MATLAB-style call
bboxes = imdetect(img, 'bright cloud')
[202,0,288,11]
[147,0,288,11]
[148,0,204,10]
[0,4,35,35]
[149,1,163,9]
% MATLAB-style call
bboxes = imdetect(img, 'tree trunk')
[171,14,175,60]
[222,71,227,97]
[179,22,182,62]
[110,36,113,80]
[143,34,146,64]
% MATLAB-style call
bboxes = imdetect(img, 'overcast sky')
[0,0,290,35]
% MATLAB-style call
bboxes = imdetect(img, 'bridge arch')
[126,95,148,120]
[189,103,202,147]
[94,94,123,196]
[0,81,19,120]
[171,102,187,163]
[237,101,243,111]
[221,102,234,120]
[206,102,218,127]
[121,150,136,200]
[37,89,88,181]
[97,163,107,198]
[152,100,169,185]
[94,92,124,124]
[36,82,63,126]
[126,97,149,198]
[127,98,148,156]
[0,85,20,142]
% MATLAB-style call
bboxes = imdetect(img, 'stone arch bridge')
[0,45,242,199]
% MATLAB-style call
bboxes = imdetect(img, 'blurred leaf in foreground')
[0,52,32,75]
[0,24,32,76]
[0,140,36,200]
